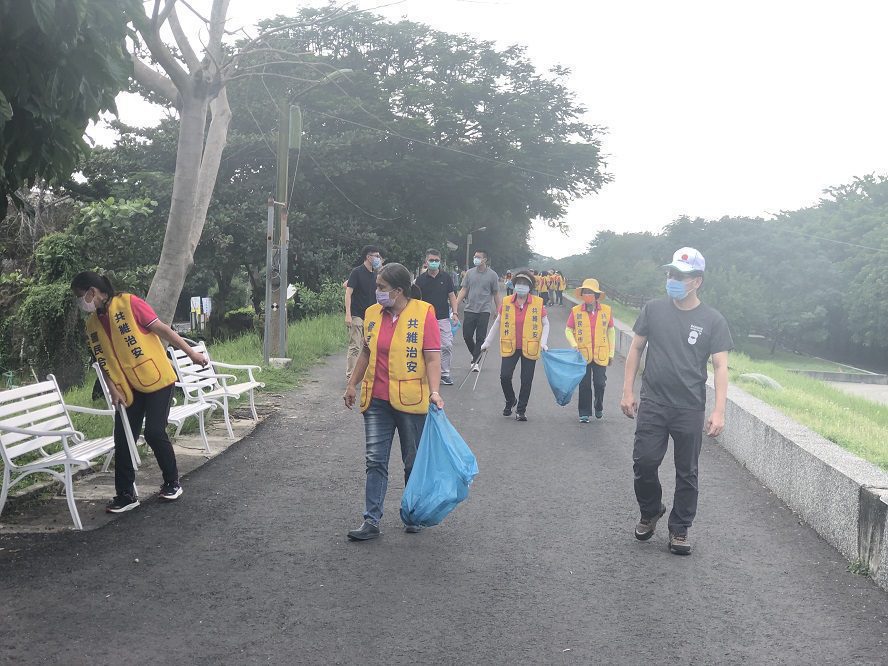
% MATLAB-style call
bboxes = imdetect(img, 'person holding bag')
[566,278,615,422]
[343,263,444,541]
[480,269,550,422]
[70,271,208,513]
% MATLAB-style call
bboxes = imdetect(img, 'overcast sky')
[110,0,888,258]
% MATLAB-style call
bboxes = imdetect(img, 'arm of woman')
[343,346,371,409]
[423,350,444,409]
[147,320,208,366]
[541,315,550,351]
[480,314,501,351]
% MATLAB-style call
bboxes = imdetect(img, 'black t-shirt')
[346,264,377,320]
[633,297,734,411]
[415,270,456,320]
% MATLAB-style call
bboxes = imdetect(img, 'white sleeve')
[541,315,550,348]
[482,314,501,349]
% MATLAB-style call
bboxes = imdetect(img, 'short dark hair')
[361,245,382,261]
[425,248,441,259]
[474,249,488,259]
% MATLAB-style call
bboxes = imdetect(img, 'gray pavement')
[2,302,888,664]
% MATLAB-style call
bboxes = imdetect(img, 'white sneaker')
[471,363,480,372]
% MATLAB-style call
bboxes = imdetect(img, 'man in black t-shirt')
[415,248,459,385]
[620,247,733,556]
[344,245,383,380]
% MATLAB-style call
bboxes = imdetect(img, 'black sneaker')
[347,520,380,541]
[106,493,140,514]
[516,412,527,422]
[668,531,692,555]
[503,400,516,416]
[404,524,423,534]
[634,504,666,541]
[595,410,604,419]
[441,375,454,386]
[159,482,183,501]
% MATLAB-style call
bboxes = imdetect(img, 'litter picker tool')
[472,350,488,391]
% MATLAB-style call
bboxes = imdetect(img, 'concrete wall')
[606,307,888,592]
[788,370,888,385]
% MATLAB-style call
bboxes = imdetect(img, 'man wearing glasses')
[620,247,733,555]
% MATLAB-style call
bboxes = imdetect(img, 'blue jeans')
[362,398,427,525]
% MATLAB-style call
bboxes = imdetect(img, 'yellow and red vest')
[85,294,177,406]
[500,294,543,360]
[571,302,612,366]
[360,299,434,414]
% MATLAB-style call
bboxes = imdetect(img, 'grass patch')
[735,337,857,373]
[1,314,347,495]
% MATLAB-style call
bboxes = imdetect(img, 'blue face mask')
[428,260,440,270]
[666,278,690,300]
[514,284,530,296]
[371,257,382,270]
[473,257,482,267]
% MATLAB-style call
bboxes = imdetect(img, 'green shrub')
[33,232,81,283]
[293,279,343,319]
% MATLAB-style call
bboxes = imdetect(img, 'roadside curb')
[595,296,888,592]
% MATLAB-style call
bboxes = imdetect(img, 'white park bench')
[90,362,217,454]
[168,341,264,440]
[0,374,138,530]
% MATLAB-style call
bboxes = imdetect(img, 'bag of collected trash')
[541,348,587,406]
[450,318,461,334]
[400,405,478,527]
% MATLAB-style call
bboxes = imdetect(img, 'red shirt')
[372,306,441,400]
[567,303,614,343]
[98,295,159,339]
[498,297,547,350]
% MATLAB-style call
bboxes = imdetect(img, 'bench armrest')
[181,370,237,381]
[66,405,114,416]
[213,362,262,373]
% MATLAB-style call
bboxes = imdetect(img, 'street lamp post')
[264,68,353,364]
[465,226,487,272]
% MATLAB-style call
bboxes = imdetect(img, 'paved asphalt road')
[2,303,887,664]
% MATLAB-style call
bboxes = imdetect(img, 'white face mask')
[513,284,531,296]
[78,292,97,313]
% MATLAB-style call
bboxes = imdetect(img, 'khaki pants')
[346,317,365,381]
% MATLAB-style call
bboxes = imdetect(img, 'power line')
[305,151,403,221]
[302,107,568,182]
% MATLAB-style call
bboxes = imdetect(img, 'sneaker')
[503,400,516,416]
[634,504,666,541]
[579,416,590,423]
[471,363,480,373]
[159,482,183,501]
[441,375,454,386]
[347,520,380,541]
[106,493,140,514]
[404,524,423,534]
[595,410,604,419]
[516,412,527,422]
[668,531,692,555]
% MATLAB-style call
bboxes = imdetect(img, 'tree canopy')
[0,0,136,215]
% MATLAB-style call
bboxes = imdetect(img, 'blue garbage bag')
[450,318,461,334]
[541,349,588,406]
[400,405,479,527]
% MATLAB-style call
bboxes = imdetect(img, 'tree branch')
[134,2,191,92]
[131,55,180,108]
[168,6,201,73]
[189,87,232,253]
[207,0,231,65]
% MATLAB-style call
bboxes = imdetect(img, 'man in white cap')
[620,247,733,555]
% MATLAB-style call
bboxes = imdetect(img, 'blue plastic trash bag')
[541,348,587,406]
[451,318,461,334]
[400,405,479,527]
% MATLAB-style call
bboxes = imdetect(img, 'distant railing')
[564,279,649,309]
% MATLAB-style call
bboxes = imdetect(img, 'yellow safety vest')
[500,294,543,360]
[572,303,612,366]
[360,298,433,414]
[85,294,178,406]
[557,276,566,290]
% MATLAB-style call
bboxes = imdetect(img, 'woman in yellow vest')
[71,271,208,513]
[566,278,615,422]
[343,263,444,541]
[479,269,550,421]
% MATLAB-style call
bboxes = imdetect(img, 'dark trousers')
[113,384,177,495]
[541,292,549,306]
[632,400,705,535]
[500,353,536,413]
[578,361,607,416]
[462,311,490,362]
[555,290,563,305]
